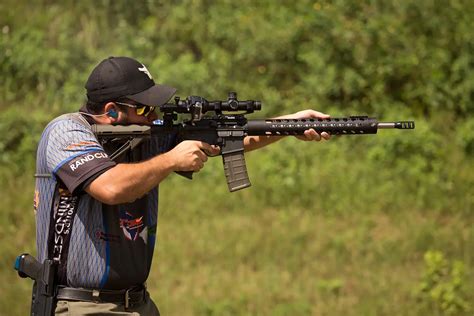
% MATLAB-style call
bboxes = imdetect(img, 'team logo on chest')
[119,211,146,242]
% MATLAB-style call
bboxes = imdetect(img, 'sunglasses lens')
[135,105,155,116]
[136,106,146,116]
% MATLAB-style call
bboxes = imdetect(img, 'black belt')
[56,284,147,309]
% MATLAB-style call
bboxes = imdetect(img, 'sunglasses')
[115,101,156,117]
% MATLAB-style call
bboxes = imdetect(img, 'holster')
[15,254,58,316]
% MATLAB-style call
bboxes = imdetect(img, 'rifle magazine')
[222,152,251,192]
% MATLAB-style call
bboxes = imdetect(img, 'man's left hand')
[277,110,331,141]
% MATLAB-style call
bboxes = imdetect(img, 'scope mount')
[160,92,262,124]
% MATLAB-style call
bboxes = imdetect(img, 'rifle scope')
[160,92,261,114]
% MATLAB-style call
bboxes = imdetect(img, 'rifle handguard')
[246,116,415,135]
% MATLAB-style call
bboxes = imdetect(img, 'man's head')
[85,56,176,124]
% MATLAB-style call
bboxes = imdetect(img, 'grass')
[149,204,473,315]
[1,187,472,315]
[0,136,472,315]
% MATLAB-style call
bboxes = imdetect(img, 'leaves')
[0,0,473,213]
[416,250,471,315]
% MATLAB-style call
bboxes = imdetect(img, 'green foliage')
[316,278,344,295]
[415,250,471,315]
[0,108,49,175]
[457,117,474,156]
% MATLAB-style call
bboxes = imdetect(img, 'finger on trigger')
[200,142,220,156]
[196,150,208,162]
[205,145,221,157]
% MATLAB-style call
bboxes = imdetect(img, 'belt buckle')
[124,288,131,309]
[92,289,100,303]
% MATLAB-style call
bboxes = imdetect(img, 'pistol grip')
[176,170,194,179]
[14,254,41,280]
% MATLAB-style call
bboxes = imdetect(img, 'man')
[33,56,330,315]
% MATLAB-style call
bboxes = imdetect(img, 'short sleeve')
[45,118,116,194]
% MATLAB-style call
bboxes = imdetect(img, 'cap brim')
[126,84,177,106]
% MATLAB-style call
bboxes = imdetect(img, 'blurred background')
[1,0,472,315]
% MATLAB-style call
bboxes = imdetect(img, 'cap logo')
[138,64,153,80]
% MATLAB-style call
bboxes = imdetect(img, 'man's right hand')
[86,140,220,205]
[164,141,220,172]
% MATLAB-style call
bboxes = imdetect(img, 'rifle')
[92,92,415,192]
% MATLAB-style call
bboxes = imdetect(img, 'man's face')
[116,102,159,125]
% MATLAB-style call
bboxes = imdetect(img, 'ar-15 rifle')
[92,92,415,192]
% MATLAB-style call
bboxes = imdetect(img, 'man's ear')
[103,102,119,120]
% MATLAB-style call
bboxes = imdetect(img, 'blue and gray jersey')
[34,113,175,290]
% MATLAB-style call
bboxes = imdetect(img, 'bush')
[415,250,471,315]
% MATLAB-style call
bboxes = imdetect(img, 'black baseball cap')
[85,56,177,106]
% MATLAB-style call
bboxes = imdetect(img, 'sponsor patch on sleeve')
[55,150,116,194]
[68,152,110,171]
